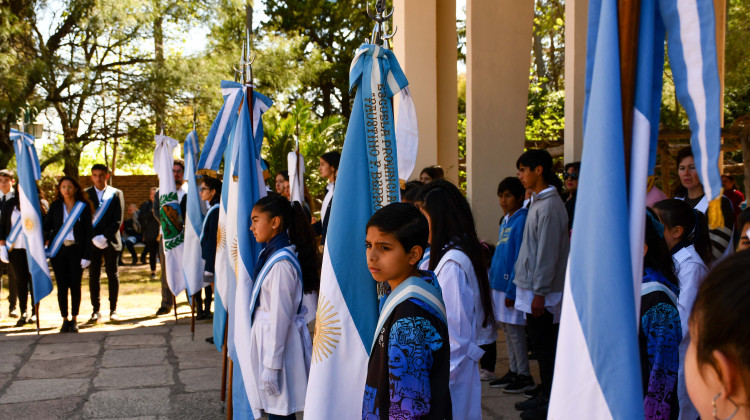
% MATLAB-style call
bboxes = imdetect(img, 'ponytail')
[254,194,321,294]
[653,199,713,265]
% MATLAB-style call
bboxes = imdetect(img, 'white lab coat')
[422,249,484,420]
[245,251,312,419]
[673,244,708,420]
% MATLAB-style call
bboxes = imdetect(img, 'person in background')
[563,162,580,231]
[119,204,141,266]
[735,208,750,252]
[313,151,340,244]
[512,149,568,420]
[401,180,424,204]
[0,169,17,318]
[488,177,535,394]
[43,177,94,333]
[196,175,221,320]
[274,171,288,196]
[362,203,451,419]
[86,164,125,323]
[686,250,750,420]
[417,179,495,420]
[419,165,444,184]
[721,174,744,223]
[139,187,160,278]
[640,210,681,419]
[672,146,734,260]
[477,240,499,383]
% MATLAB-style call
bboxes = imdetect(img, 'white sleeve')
[677,262,707,340]
[435,260,476,381]
[262,260,300,370]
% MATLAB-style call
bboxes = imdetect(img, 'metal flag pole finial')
[366,0,397,49]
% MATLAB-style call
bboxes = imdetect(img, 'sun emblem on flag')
[230,237,239,277]
[312,295,341,364]
[217,223,226,250]
[23,217,34,231]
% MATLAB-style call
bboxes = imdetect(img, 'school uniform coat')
[86,186,125,251]
[421,249,484,420]
[245,246,312,418]
[43,200,93,260]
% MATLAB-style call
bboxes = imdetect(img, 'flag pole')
[220,321,229,406]
[226,358,233,420]
[618,0,641,185]
[173,295,178,322]
[190,293,196,341]
[35,303,40,334]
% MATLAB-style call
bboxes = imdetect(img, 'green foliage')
[525,78,565,144]
[725,0,750,125]
[262,100,344,205]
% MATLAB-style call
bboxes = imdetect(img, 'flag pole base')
[172,295,178,322]
[190,294,196,341]
[35,303,40,335]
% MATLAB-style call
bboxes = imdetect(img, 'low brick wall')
[78,174,159,211]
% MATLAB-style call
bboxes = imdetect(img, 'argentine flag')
[232,87,272,409]
[183,131,207,299]
[304,44,418,419]
[10,129,52,305]
[549,0,722,417]
[154,134,187,297]
[198,80,245,176]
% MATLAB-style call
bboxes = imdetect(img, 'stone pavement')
[0,314,534,419]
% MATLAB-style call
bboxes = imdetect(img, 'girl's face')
[283,181,290,199]
[419,172,433,184]
[564,167,579,192]
[319,159,334,180]
[275,174,285,194]
[59,180,76,200]
[678,156,702,191]
[250,207,280,244]
[737,222,750,252]
[498,191,522,215]
[199,182,215,203]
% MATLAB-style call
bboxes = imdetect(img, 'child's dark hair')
[653,199,712,266]
[420,165,444,181]
[253,193,320,294]
[320,151,341,170]
[689,250,750,393]
[497,177,525,199]
[366,203,428,261]
[737,208,750,232]
[416,179,496,327]
[201,176,222,205]
[91,163,109,173]
[564,161,581,173]
[278,170,289,181]
[516,149,563,194]
[644,208,679,287]
[401,180,425,203]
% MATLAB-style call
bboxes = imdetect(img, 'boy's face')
[0,176,12,194]
[365,227,421,287]
[91,169,109,190]
[737,222,750,252]
[498,190,522,214]
[517,164,542,190]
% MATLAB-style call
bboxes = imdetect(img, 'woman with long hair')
[245,193,319,419]
[43,176,94,333]
[416,179,495,419]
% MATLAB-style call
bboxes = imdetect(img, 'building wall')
[78,174,159,211]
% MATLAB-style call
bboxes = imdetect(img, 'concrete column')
[393,0,458,182]
[466,0,534,241]
[564,0,588,164]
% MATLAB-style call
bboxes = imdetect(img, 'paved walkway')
[0,314,533,419]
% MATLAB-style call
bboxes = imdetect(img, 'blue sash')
[641,281,678,307]
[46,201,86,258]
[371,276,447,354]
[92,187,116,228]
[6,214,23,249]
[419,247,431,267]
[248,247,303,323]
[199,204,220,242]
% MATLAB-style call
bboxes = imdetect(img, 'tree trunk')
[153,4,166,132]
[0,119,15,169]
[742,133,750,201]
[62,139,82,180]
[532,31,547,89]
[321,82,332,117]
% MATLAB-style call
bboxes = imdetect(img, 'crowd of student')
[2,144,750,419]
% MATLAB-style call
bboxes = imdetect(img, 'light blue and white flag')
[232,88,272,410]
[183,131,207,299]
[10,129,52,305]
[198,81,245,175]
[304,44,418,419]
[154,134,187,296]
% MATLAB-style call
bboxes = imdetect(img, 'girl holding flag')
[43,176,93,333]
[246,193,319,419]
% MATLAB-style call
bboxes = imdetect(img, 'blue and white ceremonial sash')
[46,201,86,258]
[248,247,303,323]
[641,281,678,307]
[419,247,431,268]
[370,276,446,354]
[6,217,23,249]
[92,187,116,228]
[199,204,220,242]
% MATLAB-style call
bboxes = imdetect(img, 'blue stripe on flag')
[568,0,644,417]
[198,81,244,173]
[213,290,227,352]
